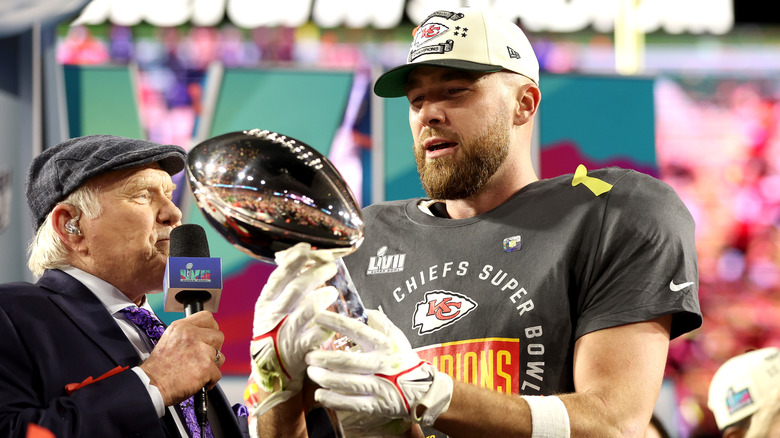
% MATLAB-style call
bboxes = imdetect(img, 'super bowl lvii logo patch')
[726,387,754,415]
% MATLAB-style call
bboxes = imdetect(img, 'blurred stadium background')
[2,1,779,436]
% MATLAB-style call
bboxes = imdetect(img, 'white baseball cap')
[373,7,539,98]
[707,347,780,430]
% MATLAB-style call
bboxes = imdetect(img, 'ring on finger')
[214,348,221,364]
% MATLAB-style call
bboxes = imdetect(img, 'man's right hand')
[249,242,338,416]
[139,310,225,405]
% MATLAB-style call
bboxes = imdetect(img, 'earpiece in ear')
[65,217,82,236]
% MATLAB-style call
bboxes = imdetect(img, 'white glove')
[306,309,453,427]
[249,242,338,416]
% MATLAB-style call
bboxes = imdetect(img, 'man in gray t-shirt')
[345,166,700,399]
[252,6,702,438]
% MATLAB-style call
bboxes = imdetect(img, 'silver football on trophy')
[187,129,375,437]
[186,128,367,339]
[186,129,364,262]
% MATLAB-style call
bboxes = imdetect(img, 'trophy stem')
[325,257,367,323]
[320,257,366,436]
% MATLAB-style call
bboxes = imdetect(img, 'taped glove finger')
[285,286,339,332]
[259,260,338,317]
[364,309,399,336]
[314,311,392,352]
[307,248,339,264]
[257,243,314,304]
[318,371,395,398]
[315,389,381,415]
[274,242,314,265]
[308,365,366,392]
[364,309,413,351]
[305,349,387,374]
[286,261,338,298]
[310,369,396,413]
[298,323,335,350]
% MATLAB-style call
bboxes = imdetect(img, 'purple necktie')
[119,306,214,438]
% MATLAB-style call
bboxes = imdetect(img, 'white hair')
[27,185,103,277]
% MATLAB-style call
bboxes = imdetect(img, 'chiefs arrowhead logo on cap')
[413,22,450,47]
[413,290,477,335]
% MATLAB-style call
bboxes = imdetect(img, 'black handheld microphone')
[164,223,223,434]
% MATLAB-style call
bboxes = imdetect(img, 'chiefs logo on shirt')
[413,290,477,335]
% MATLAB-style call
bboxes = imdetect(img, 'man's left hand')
[305,309,453,427]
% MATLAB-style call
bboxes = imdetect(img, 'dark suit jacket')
[0,269,249,438]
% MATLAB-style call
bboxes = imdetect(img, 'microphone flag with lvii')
[164,257,223,313]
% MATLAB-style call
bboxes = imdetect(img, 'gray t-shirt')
[342,167,701,436]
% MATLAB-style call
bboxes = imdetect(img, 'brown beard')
[415,111,511,200]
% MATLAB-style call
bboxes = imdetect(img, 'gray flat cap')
[26,135,187,231]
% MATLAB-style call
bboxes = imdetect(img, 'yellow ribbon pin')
[572,164,613,196]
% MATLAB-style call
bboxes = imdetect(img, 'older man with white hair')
[0,135,250,438]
